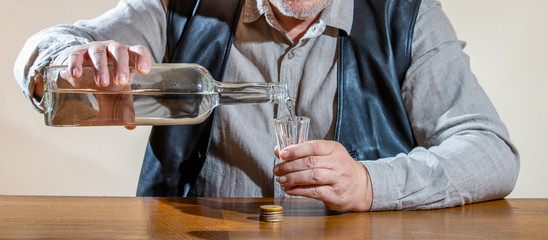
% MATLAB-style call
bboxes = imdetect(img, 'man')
[14,0,519,211]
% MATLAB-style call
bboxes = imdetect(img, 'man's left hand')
[273,140,373,212]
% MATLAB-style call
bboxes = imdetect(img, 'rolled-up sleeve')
[362,0,520,210]
[14,0,167,112]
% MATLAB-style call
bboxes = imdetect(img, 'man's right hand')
[56,41,153,129]
[68,40,152,88]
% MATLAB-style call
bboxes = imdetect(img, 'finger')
[284,185,334,201]
[278,168,336,188]
[274,155,334,176]
[88,44,110,87]
[108,43,130,86]
[285,185,352,212]
[129,45,151,75]
[119,93,135,125]
[280,140,338,161]
[68,47,89,78]
[274,145,280,158]
[32,73,44,99]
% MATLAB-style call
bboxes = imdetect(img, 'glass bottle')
[43,63,288,126]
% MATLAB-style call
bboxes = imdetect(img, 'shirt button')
[287,52,294,60]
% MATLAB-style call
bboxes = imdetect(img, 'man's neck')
[270,6,321,45]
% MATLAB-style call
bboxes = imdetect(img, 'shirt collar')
[242,0,353,34]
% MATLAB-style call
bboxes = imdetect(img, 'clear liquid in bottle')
[46,90,218,126]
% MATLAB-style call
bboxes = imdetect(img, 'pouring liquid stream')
[285,98,296,120]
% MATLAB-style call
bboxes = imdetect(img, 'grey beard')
[269,0,330,19]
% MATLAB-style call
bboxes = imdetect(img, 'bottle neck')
[215,82,288,105]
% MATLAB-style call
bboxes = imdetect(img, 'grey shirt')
[14,0,519,210]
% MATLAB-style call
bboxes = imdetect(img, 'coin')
[260,205,283,222]
[260,205,283,212]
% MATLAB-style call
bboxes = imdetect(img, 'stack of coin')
[260,205,283,222]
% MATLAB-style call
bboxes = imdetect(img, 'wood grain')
[0,196,546,239]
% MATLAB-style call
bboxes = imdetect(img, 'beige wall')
[441,0,548,198]
[1,0,546,198]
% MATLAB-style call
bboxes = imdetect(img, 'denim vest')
[137,0,421,197]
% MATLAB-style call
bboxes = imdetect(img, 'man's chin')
[269,0,330,20]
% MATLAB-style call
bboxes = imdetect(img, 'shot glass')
[273,116,310,150]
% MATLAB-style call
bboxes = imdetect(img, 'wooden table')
[0,196,547,239]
